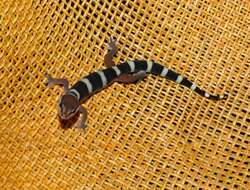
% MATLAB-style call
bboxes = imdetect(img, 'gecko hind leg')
[44,74,69,93]
[104,37,118,67]
[114,70,146,84]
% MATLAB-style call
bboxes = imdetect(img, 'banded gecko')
[45,37,227,128]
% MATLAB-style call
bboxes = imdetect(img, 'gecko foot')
[76,122,88,134]
[107,36,118,53]
[44,73,69,91]
[44,74,55,88]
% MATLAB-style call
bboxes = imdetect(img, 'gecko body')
[45,37,227,128]
[68,60,225,101]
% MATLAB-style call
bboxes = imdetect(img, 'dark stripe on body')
[165,69,179,82]
[86,72,103,92]
[102,67,118,83]
[134,60,148,71]
[180,77,193,88]
[209,95,220,100]
[70,82,89,100]
[194,87,206,97]
[117,62,132,73]
[151,62,164,75]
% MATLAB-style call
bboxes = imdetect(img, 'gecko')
[45,37,227,128]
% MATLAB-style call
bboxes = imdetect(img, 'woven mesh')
[0,0,249,189]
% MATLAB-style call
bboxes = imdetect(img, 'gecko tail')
[207,93,229,100]
[194,86,229,100]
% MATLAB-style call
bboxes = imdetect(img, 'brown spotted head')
[58,94,80,120]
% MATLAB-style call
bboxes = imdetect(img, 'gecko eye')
[59,102,64,111]
[59,101,66,116]
[59,102,63,108]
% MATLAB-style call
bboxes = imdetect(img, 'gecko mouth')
[60,115,68,120]
[59,114,73,120]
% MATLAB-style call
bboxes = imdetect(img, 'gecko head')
[58,94,80,120]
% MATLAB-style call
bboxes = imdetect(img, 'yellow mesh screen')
[0,0,249,189]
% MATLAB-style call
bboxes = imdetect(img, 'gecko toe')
[107,37,117,51]
[44,74,54,88]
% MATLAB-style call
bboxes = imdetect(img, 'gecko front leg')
[44,74,69,93]
[77,105,88,131]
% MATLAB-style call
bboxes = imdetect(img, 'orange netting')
[0,0,249,189]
